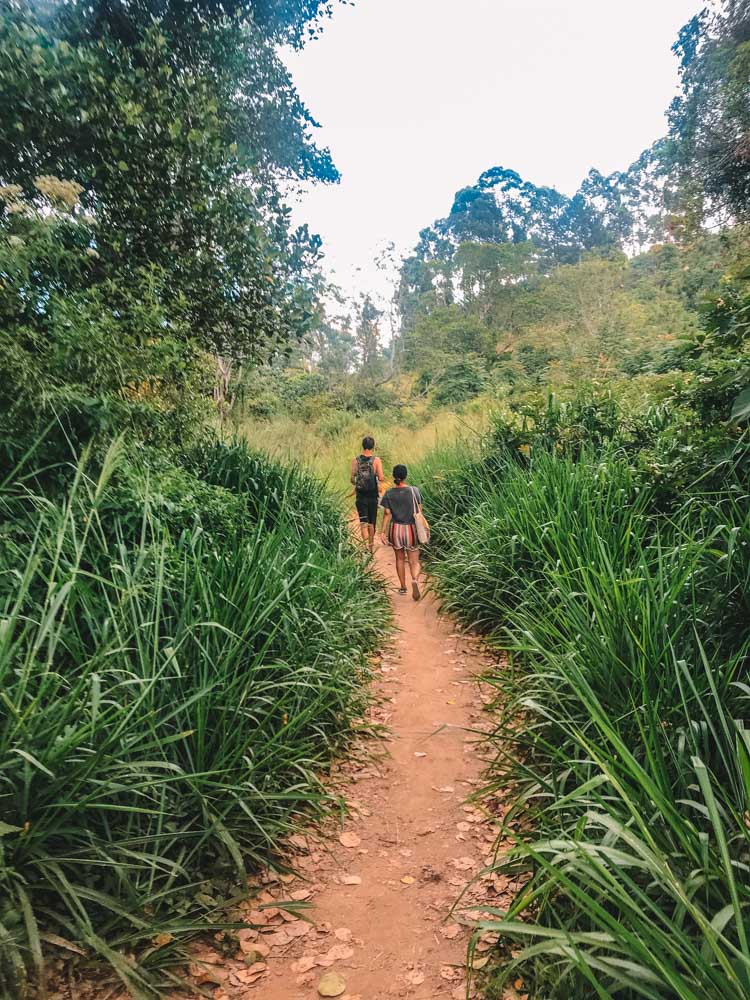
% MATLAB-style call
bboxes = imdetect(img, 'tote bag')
[411,487,430,545]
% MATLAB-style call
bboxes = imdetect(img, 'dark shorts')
[356,493,379,525]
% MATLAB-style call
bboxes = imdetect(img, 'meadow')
[236,396,488,494]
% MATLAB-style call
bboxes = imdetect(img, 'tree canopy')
[0,0,339,464]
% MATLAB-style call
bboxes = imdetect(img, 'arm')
[380,509,392,544]
[374,457,384,491]
[350,457,357,486]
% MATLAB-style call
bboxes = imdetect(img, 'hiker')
[380,464,424,600]
[350,436,384,552]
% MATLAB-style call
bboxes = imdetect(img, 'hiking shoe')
[412,580,421,601]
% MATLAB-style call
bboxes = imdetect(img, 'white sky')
[283,0,703,304]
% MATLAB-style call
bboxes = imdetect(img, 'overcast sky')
[283,0,703,303]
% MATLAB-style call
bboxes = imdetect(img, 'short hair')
[393,464,408,484]
[362,435,375,450]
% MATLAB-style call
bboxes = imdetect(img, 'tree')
[421,166,618,264]
[0,0,338,370]
[354,294,383,373]
[668,0,750,224]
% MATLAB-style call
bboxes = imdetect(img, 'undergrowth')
[0,438,389,997]
[417,388,750,999]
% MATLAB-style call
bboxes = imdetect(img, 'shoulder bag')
[411,487,430,545]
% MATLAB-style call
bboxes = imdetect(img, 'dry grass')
[234,402,487,497]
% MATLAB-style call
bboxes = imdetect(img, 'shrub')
[420,446,749,998]
[431,358,487,406]
[0,439,388,997]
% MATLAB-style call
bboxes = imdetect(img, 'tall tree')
[0,0,338,366]
[354,294,382,373]
[668,0,750,224]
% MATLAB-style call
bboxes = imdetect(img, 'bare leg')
[406,549,421,580]
[368,523,376,552]
[407,549,421,599]
[394,549,406,590]
[359,523,369,546]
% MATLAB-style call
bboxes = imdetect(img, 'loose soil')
[188,542,519,1000]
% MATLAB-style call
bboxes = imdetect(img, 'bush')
[431,358,487,406]
[0,438,389,997]
[419,445,749,998]
[416,350,750,998]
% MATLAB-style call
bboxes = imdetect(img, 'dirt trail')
[202,544,512,1000]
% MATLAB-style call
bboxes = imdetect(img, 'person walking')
[350,436,384,553]
[380,464,424,600]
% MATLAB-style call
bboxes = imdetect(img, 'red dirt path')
[230,541,515,1000]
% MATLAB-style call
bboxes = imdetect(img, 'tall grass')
[418,444,750,998]
[0,439,388,997]
[235,404,487,496]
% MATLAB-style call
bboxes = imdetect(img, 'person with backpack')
[379,463,426,600]
[350,436,384,553]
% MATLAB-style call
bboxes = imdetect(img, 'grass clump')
[0,437,388,998]
[417,387,750,998]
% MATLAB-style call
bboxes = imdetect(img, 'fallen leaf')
[334,928,352,942]
[262,930,291,948]
[414,752,427,758]
[451,856,476,871]
[233,963,267,984]
[285,920,312,938]
[338,832,361,849]
[39,932,87,956]
[318,970,347,996]
[291,956,317,974]
[406,969,425,985]
[400,875,415,885]
[433,785,455,793]
[440,964,462,981]
[441,924,461,939]
[325,943,354,961]
[292,888,313,901]
[340,874,362,885]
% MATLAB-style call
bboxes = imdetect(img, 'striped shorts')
[388,522,418,551]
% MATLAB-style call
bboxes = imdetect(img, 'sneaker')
[398,587,408,595]
[412,580,421,601]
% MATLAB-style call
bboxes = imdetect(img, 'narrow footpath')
[195,543,520,1000]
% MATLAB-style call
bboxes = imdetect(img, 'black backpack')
[355,455,378,496]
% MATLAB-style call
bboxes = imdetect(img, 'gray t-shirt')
[380,486,422,525]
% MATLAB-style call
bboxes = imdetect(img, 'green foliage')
[430,358,487,406]
[0,438,388,996]
[399,243,711,398]
[417,325,749,996]
[0,185,211,473]
[423,447,749,998]
[0,0,347,471]
[669,1,750,224]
